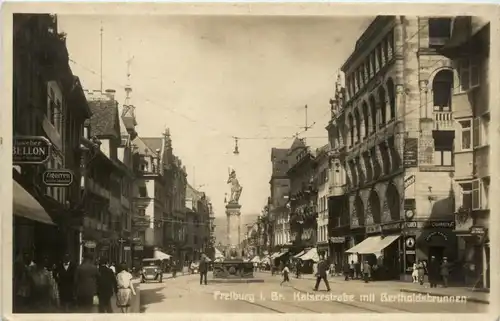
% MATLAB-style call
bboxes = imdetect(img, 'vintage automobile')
[141,258,163,283]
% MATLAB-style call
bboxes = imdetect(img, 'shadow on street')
[140,286,167,313]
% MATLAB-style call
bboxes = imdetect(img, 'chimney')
[105,89,116,101]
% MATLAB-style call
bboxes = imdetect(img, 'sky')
[58,14,373,218]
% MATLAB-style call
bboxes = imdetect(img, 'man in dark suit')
[313,253,331,292]
[97,258,117,313]
[53,254,77,312]
[199,254,208,285]
[75,254,100,313]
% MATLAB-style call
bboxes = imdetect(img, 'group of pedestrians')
[14,253,136,313]
[278,253,331,292]
[412,256,451,288]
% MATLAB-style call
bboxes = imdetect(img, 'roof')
[88,99,120,138]
[132,136,158,156]
[141,137,163,155]
[289,137,306,153]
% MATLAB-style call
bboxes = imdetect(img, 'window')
[428,18,451,48]
[473,116,489,148]
[139,186,148,197]
[354,110,361,142]
[387,31,394,58]
[432,70,453,111]
[377,45,383,68]
[371,53,377,76]
[459,120,472,150]
[458,58,480,92]
[460,180,480,210]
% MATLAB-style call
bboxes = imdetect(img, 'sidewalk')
[259,272,489,304]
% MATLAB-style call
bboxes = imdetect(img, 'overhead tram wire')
[68,21,430,146]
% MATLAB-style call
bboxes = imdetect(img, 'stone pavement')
[261,271,489,304]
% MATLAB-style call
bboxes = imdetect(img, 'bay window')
[460,180,481,210]
[457,58,480,92]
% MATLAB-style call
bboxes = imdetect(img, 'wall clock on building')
[405,236,416,249]
[404,209,415,220]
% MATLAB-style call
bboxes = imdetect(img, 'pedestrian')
[417,261,426,285]
[116,263,136,313]
[343,262,351,281]
[13,252,34,313]
[440,257,450,288]
[53,254,77,312]
[412,261,419,283]
[295,260,302,278]
[109,262,116,275]
[97,258,117,313]
[280,264,290,286]
[199,254,208,285]
[362,261,371,283]
[75,254,100,313]
[329,262,335,277]
[29,256,58,313]
[171,260,177,278]
[354,260,361,279]
[313,254,331,291]
[428,256,440,288]
[349,260,355,280]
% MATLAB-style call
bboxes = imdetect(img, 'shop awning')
[270,252,280,259]
[368,235,401,257]
[251,256,260,263]
[153,250,171,260]
[13,180,55,225]
[345,236,381,254]
[299,248,320,262]
[294,250,306,258]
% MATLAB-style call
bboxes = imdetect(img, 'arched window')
[386,183,401,221]
[362,102,369,137]
[348,114,354,146]
[354,109,361,142]
[378,87,387,125]
[387,78,396,120]
[355,194,365,226]
[369,95,377,133]
[432,69,454,112]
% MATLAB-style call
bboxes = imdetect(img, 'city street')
[140,273,487,313]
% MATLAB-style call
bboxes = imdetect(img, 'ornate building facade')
[329,16,460,279]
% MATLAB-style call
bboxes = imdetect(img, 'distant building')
[185,184,212,261]
[314,145,330,257]
[269,148,291,251]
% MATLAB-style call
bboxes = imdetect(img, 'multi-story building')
[185,184,211,261]
[439,17,490,288]
[269,148,291,252]
[326,77,351,267]
[331,16,459,280]
[81,89,132,264]
[287,138,318,254]
[12,14,91,264]
[315,145,330,257]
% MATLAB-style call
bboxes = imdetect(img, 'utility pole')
[100,22,103,93]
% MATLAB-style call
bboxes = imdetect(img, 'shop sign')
[84,240,96,249]
[403,138,418,168]
[404,220,455,229]
[382,222,402,231]
[42,169,74,186]
[406,250,416,255]
[470,226,486,235]
[365,225,381,234]
[329,237,346,243]
[134,245,144,251]
[13,136,52,164]
[133,217,150,227]
[123,246,131,251]
[425,231,448,242]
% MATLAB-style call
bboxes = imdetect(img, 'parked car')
[141,258,163,283]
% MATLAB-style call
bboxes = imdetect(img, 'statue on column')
[227,168,243,204]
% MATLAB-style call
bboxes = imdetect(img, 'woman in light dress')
[412,261,419,283]
[115,264,136,313]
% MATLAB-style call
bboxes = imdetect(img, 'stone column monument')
[225,168,243,259]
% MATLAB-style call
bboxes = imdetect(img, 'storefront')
[456,226,489,288]
[316,242,329,258]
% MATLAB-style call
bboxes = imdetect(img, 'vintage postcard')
[1,1,498,319]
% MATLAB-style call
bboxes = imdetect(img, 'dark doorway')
[428,246,444,262]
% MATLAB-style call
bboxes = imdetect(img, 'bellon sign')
[43,169,74,187]
[13,136,52,164]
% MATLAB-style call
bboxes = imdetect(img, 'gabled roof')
[141,137,163,155]
[289,137,306,153]
[88,99,120,138]
[132,136,158,157]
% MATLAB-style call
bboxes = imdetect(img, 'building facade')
[12,14,92,265]
[287,138,318,253]
[315,145,330,257]
[269,148,291,251]
[439,17,490,288]
[185,184,212,261]
[330,16,460,279]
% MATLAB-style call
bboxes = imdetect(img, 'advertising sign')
[13,136,52,164]
[43,169,74,186]
[84,240,97,249]
[403,138,418,168]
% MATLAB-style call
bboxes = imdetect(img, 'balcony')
[433,111,454,131]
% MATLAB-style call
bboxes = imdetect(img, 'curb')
[399,288,490,304]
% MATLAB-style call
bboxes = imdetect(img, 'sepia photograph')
[7,5,494,316]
